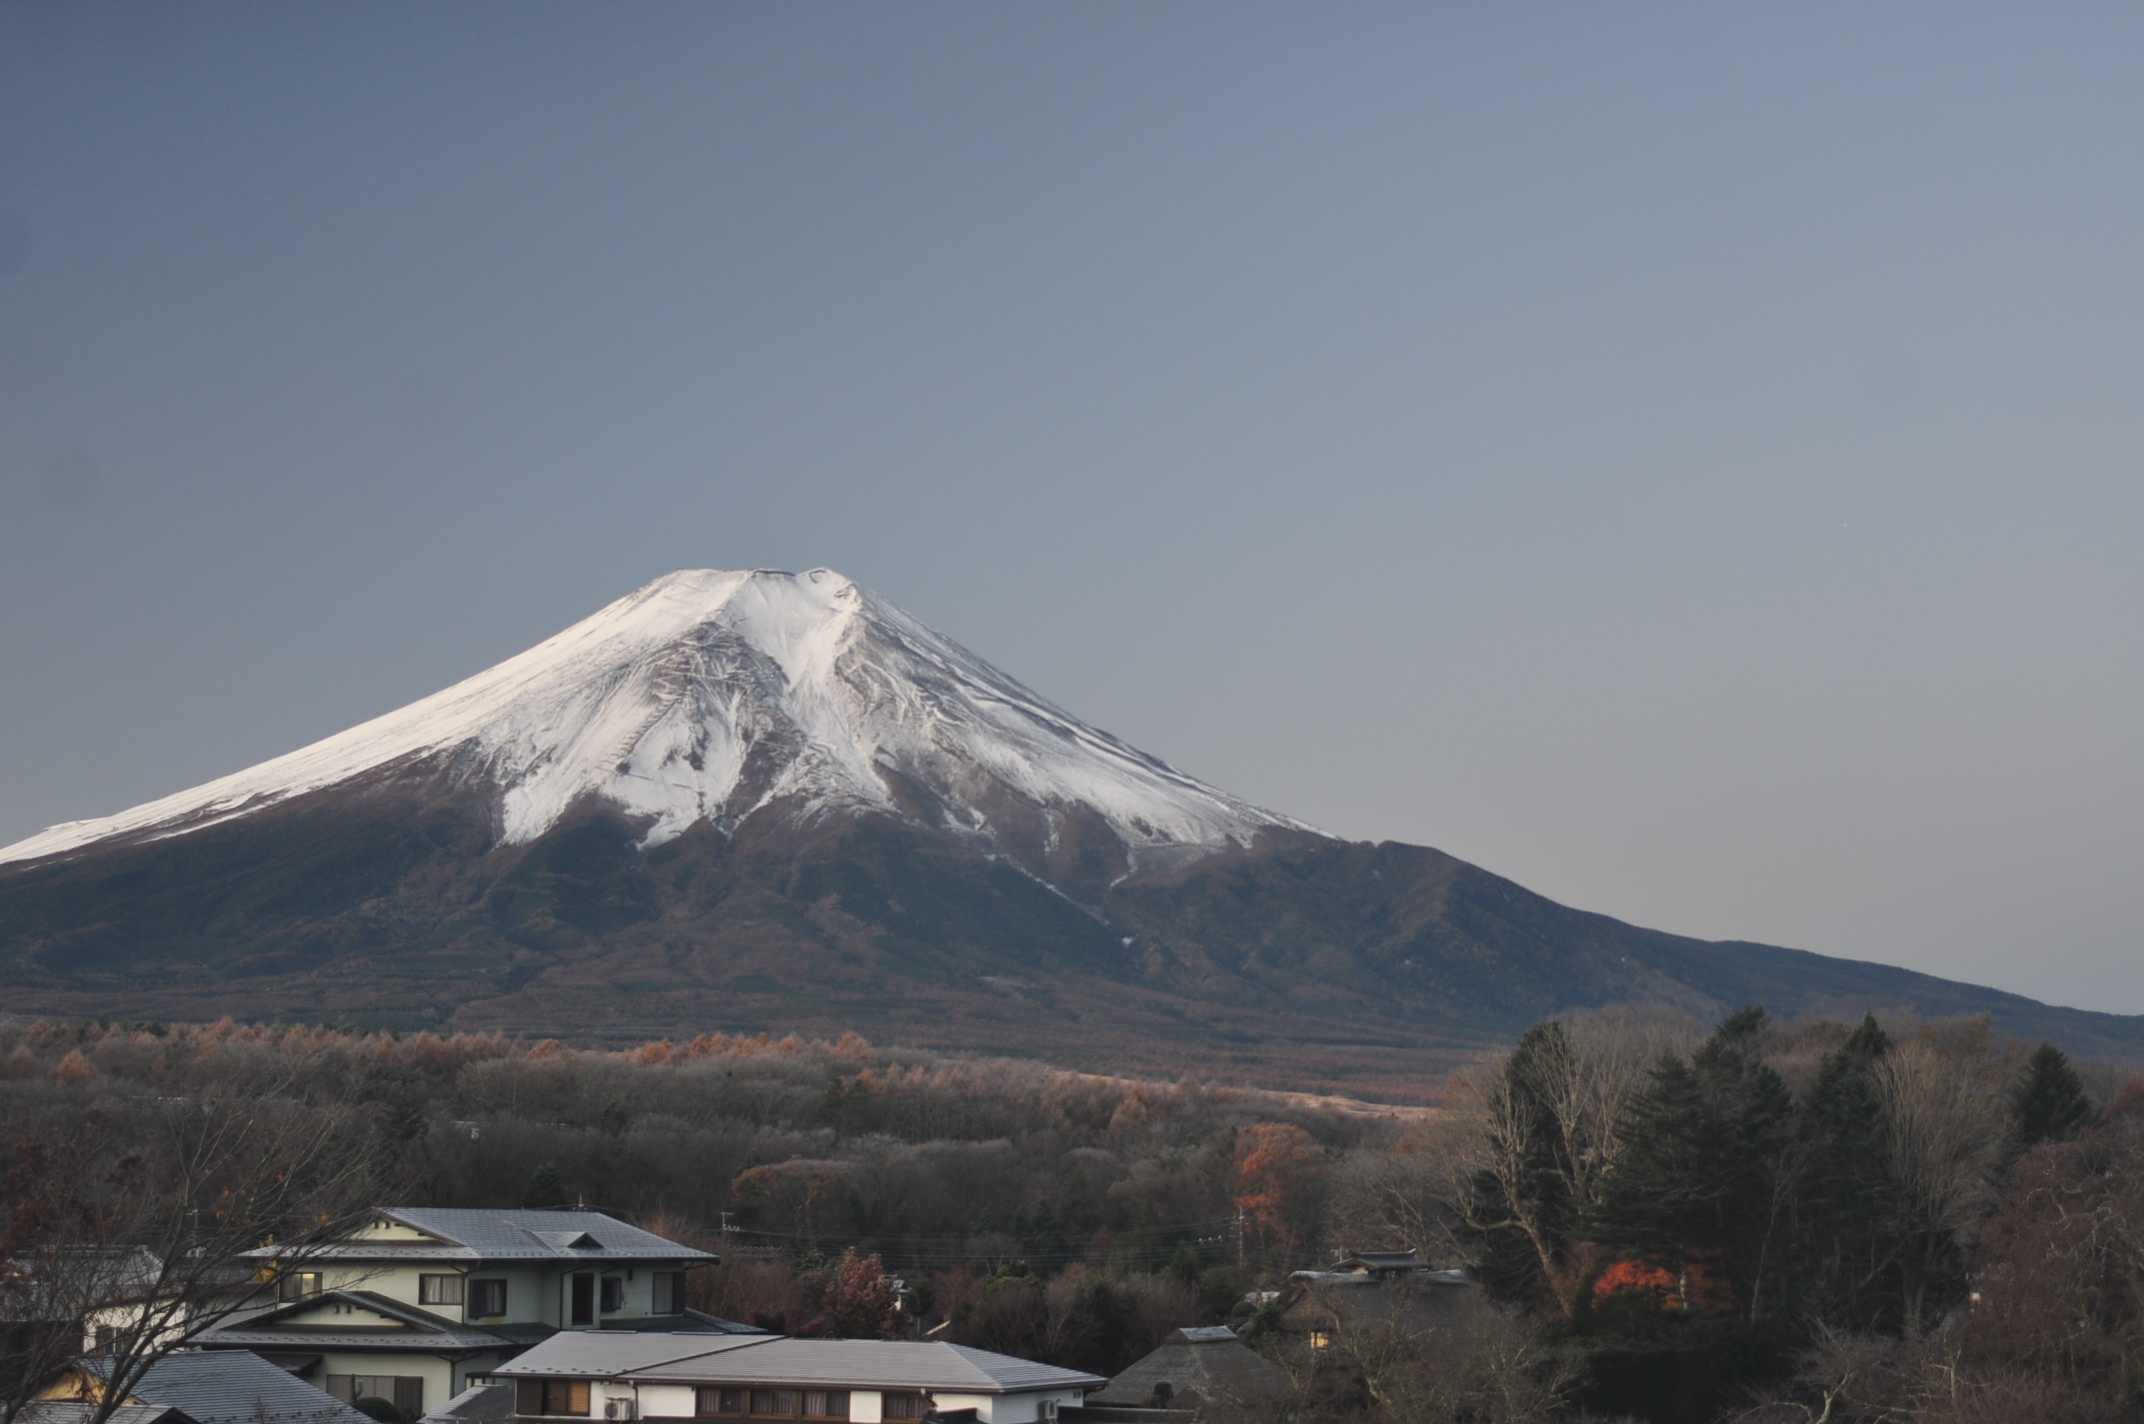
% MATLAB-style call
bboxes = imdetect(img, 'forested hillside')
[5,1012,2141,1422]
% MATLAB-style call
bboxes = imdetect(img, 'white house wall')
[634,1384,700,1418]
[593,1385,1079,1423]
[315,1259,681,1328]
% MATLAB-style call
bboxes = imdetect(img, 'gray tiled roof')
[496,1334,771,1376]
[245,1209,715,1266]
[497,1334,1105,1394]
[87,1349,374,1424]
[418,1383,516,1423]
[386,1209,715,1262]
[193,1290,511,1353]
[20,1405,194,1424]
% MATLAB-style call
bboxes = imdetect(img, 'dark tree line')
[1452,1007,2129,1422]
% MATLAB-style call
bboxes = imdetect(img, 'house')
[5,1246,230,1360]
[34,1347,372,1424]
[1323,1250,1437,1281]
[493,1331,1106,1422]
[194,1209,724,1420]
[1084,1327,1286,1413]
[1269,1255,1475,1350]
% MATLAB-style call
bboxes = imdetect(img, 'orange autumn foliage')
[1233,1122,1321,1248]
[1592,1255,1735,1317]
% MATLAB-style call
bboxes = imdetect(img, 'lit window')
[278,1271,323,1302]
[1307,1330,1332,1350]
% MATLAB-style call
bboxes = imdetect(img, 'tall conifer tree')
[2007,1041,2099,1158]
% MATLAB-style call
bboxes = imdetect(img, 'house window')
[419,1273,464,1306]
[569,1272,595,1326]
[600,1275,626,1313]
[653,1271,684,1314]
[469,1277,508,1317]
[880,1395,930,1420]
[1307,1329,1332,1350]
[696,1388,850,1421]
[278,1270,323,1302]
[330,1375,424,1416]
[516,1379,592,1416]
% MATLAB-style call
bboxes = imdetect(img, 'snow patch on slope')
[0,568,1311,867]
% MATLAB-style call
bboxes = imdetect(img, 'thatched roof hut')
[1088,1327,1289,1411]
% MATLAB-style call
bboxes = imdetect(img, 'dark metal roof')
[19,1405,195,1424]
[417,1383,516,1423]
[83,1349,374,1424]
[1333,1250,1424,1270]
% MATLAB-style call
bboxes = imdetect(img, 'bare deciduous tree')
[1874,1041,2005,1329]
[1,1083,383,1424]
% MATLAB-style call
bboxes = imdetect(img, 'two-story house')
[194,1209,731,1420]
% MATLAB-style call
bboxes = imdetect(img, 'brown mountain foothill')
[3,568,2136,1097]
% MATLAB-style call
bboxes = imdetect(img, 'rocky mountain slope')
[3,568,2135,1095]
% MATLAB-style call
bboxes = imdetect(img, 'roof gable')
[277,1300,416,1330]
[377,1208,712,1261]
[220,1289,467,1334]
[349,1216,451,1245]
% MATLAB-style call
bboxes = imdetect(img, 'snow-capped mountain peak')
[0,568,1311,867]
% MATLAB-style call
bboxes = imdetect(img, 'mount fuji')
[3,568,2136,1092]
[2,568,1302,879]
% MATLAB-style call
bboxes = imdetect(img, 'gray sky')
[3,4,2142,1013]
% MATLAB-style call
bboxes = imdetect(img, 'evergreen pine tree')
[1839,1012,1891,1063]
[1589,1009,1794,1317]
[2007,1041,2100,1157]
[1801,1022,1901,1329]
[521,1162,568,1209]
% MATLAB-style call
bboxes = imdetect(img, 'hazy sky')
[3,5,2142,1013]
